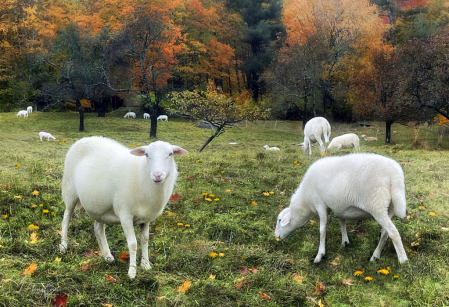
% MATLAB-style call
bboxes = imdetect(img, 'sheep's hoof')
[128,266,137,279]
[141,260,152,270]
[370,255,379,262]
[342,241,349,247]
[313,254,324,263]
[58,243,67,253]
[102,255,115,263]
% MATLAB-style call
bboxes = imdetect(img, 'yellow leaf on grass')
[54,257,61,263]
[174,280,190,293]
[20,262,37,276]
[30,232,37,244]
[292,273,303,284]
[342,278,354,286]
[209,275,215,280]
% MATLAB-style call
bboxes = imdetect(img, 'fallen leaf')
[118,251,129,263]
[20,262,37,276]
[260,292,271,300]
[84,250,94,257]
[169,193,179,202]
[30,232,37,241]
[94,250,101,256]
[248,268,259,273]
[220,178,229,182]
[50,294,68,307]
[101,304,112,307]
[235,277,245,289]
[314,282,325,294]
[106,274,117,283]
[238,267,249,275]
[317,299,325,307]
[415,232,420,239]
[330,260,340,267]
[400,161,409,165]
[4,183,11,190]
[174,280,190,293]
[1,279,12,283]
[186,176,194,180]
[54,257,61,263]
[56,230,62,236]
[307,296,317,303]
[209,274,215,280]
[342,278,354,286]
[292,273,303,284]
[429,193,435,197]
[156,296,166,300]
[193,198,201,203]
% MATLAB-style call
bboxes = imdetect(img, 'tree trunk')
[385,120,392,143]
[198,124,225,153]
[150,114,158,138]
[78,103,85,131]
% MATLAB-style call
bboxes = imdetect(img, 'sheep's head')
[275,206,313,241]
[130,141,188,183]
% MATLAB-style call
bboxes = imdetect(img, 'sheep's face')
[130,141,188,183]
[275,207,311,241]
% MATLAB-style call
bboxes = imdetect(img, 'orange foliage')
[397,0,428,10]
[435,114,449,125]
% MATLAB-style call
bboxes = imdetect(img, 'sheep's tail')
[391,174,407,219]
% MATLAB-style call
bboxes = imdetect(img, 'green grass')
[0,112,448,306]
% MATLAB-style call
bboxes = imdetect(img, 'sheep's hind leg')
[315,135,325,154]
[121,217,138,278]
[94,221,114,262]
[59,198,78,253]
[140,223,152,270]
[372,212,408,264]
[339,218,349,247]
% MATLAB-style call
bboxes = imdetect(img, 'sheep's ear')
[172,146,188,156]
[280,211,291,226]
[130,147,147,156]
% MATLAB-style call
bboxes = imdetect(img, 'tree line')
[1,0,449,141]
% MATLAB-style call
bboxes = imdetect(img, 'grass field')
[0,112,448,306]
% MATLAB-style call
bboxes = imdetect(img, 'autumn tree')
[169,80,269,152]
[392,29,449,121]
[102,5,181,138]
[225,0,285,100]
[39,22,104,131]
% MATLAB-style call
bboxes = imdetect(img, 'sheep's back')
[300,153,403,211]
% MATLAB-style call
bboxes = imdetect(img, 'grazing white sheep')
[275,153,408,264]
[17,110,28,117]
[263,145,280,151]
[361,135,377,141]
[39,132,56,141]
[157,115,168,121]
[327,133,360,151]
[302,117,331,155]
[124,111,136,118]
[143,113,150,119]
[59,137,188,278]
[27,106,33,114]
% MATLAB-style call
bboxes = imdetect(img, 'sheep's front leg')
[140,223,152,270]
[338,218,349,247]
[94,221,114,262]
[314,208,328,263]
[121,217,138,278]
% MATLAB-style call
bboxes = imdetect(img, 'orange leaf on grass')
[186,176,194,180]
[248,268,259,273]
[292,273,303,284]
[238,267,249,275]
[119,251,129,263]
[315,282,326,294]
[169,193,179,201]
[50,294,68,307]
[4,183,11,190]
[106,274,117,283]
[260,292,271,300]
[20,262,37,276]
[342,278,354,286]
[174,280,190,293]
[84,250,94,257]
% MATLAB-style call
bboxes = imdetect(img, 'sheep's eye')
[169,152,173,156]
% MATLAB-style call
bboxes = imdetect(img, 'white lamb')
[17,110,28,117]
[263,145,280,151]
[327,133,360,151]
[59,137,188,278]
[157,115,168,121]
[39,132,56,141]
[302,117,331,155]
[143,113,150,119]
[124,111,136,118]
[275,153,408,264]
[27,106,33,114]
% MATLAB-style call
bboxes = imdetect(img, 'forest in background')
[2,0,449,140]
